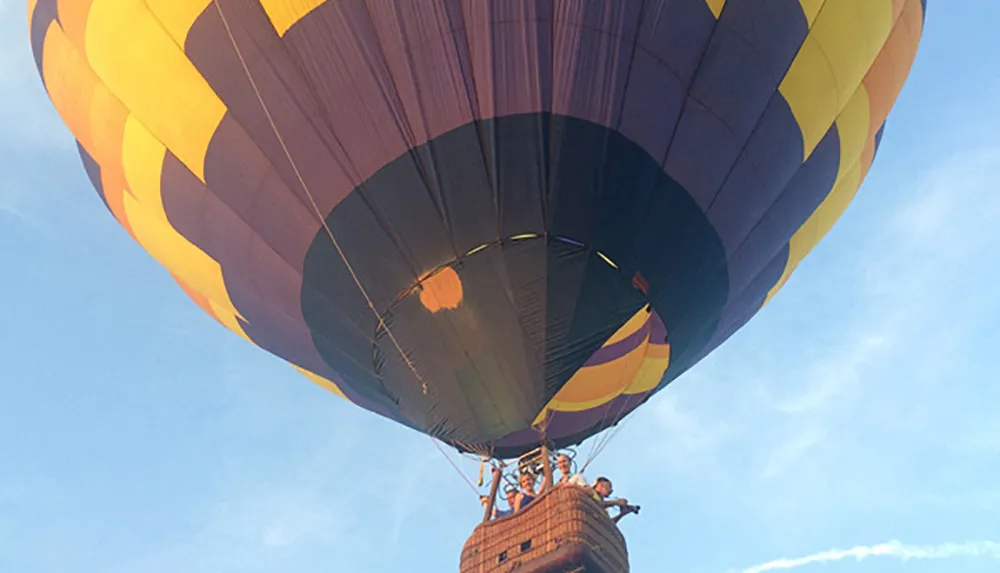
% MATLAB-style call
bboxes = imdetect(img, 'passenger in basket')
[556,454,589,487]
[480,487,519,520]
[494,488,519,518]
[514,472,539,513]
[592,477,640,524]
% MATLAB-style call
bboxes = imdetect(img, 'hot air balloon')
[30,0,926,571]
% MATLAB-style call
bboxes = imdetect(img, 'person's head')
[557,454,572,475]
[519,472,537,493]
[593,477,613,498]
[505,488,518,507]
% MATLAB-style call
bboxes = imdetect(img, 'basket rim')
[471,483,626,543]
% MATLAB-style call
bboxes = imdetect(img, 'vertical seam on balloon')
[247,0,434,305]
[369,3,513,436]
[52,1,402,424]
[380,1,459,260]
[767,0,925,301]
[454,0,501,251]
[487,6,550,427]
[52,11,250,329]
[130,6,404,406]
[211,0,434,414]
[559,2,648,444]
[273,3,428,284]
[700,4,835,215]
[444,1,488,250]
[417,2,542,431]
[659,1,845,355]
[723,0,909,279]
[259,7,427,413]
[214,0,515,443]
[653,1,731,176]
[242,0,473,418]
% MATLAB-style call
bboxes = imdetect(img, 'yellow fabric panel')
[531,343,670,425]
[532,308,674,422]
[814,0,894,109]
[778,37,838,158]
[145,0,212,46]
[780,0,894,157]
[88,84,128,169]
[864,0,925,139]
[293,365,351,402]
[210,300,251,342]
[798,0,826,26]
[99,169,134,236]
[173,273,221,323]
[42,22,97,157]
[623,353,670,395]
[764,162,863,305]
[765,0,925,304]
[56,0,93,54]
[641,342,670,362]
[832,87,872,184]
[605,305,652,345]
[814,162,862,240]
[258,0,326,37]
[705,0,726,19]
[120,115,246,332]
[121,116,170,222]
[85,0,226,182]
[548,345,648,406]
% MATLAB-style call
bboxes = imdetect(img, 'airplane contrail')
[740,540,1000,572]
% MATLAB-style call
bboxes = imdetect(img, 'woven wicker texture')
[460,485,629,573]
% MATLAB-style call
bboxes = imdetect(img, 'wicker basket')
[460,485,629,573]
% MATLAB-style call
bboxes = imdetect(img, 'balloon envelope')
[30,0,926,458]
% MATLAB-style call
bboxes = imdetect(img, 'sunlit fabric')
[30,0,926,458]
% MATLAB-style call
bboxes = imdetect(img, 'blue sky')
[2,2,998,572]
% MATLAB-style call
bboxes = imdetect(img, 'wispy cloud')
[737,540,1000,573]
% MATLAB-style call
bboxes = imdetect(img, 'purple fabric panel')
[550,1,642,127]
[460,0,553,117]
[705,98,805,255]
[284,0,410,181]
[361,0,476,143]
[188,1,355,216]
[583,319,651,367]
[663,97,744,212]
[649,309,668,343]
[617,48,686,162]
[727,126,840,295]
[636,0,717,89]
[163,160,391,416]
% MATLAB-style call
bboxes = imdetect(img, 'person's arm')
[611,502,639,524]
[601,497,628,508]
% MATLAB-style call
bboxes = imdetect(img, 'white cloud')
[738,540,1000,573]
